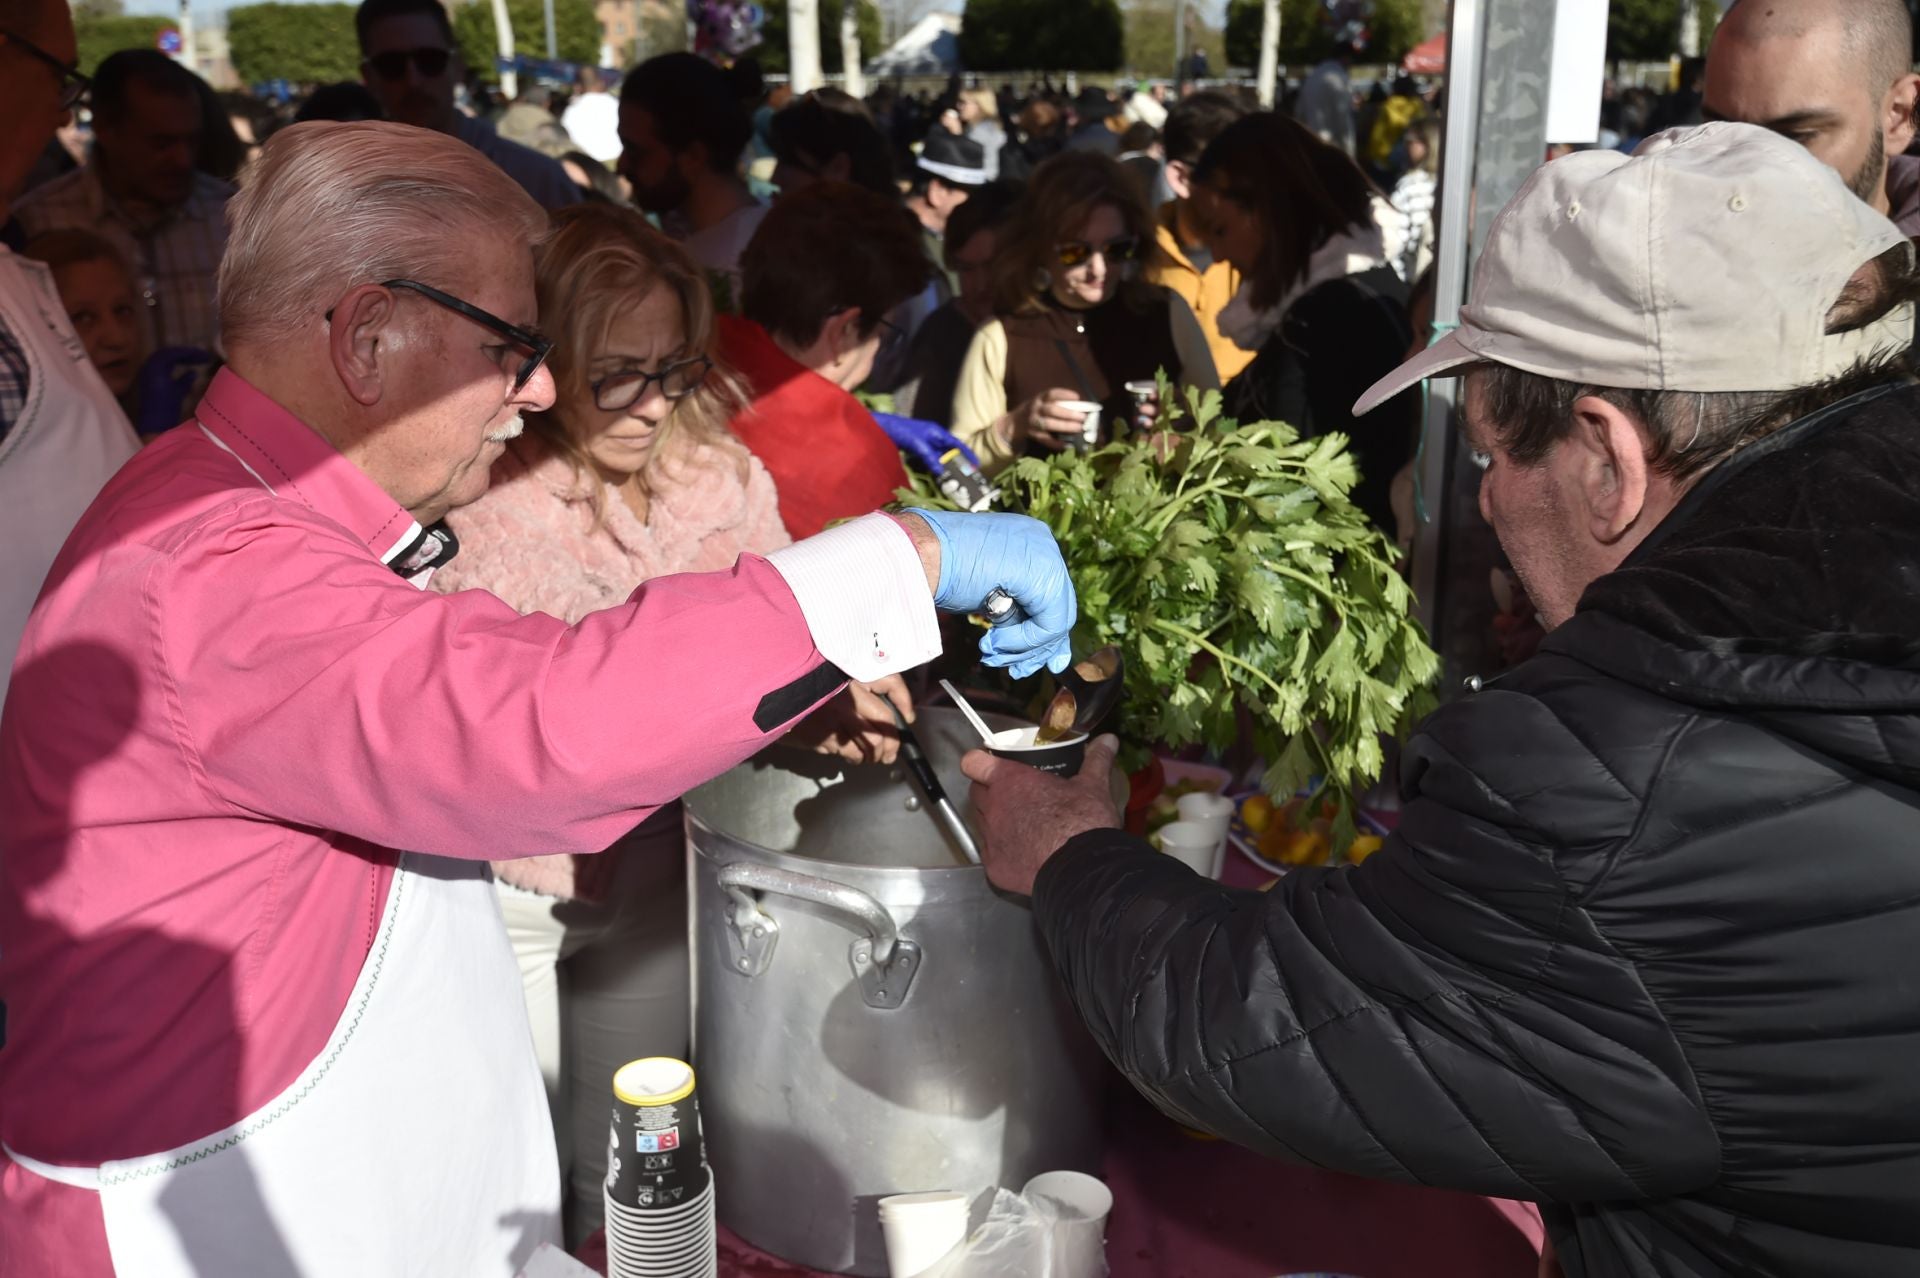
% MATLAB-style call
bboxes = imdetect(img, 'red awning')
[1403,32,1447,76]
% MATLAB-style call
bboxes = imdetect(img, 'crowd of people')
[4,0,1920,1272]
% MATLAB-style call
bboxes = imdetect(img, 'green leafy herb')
[898,374,1439,857]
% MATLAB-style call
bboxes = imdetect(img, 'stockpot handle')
[716,862,922,1009]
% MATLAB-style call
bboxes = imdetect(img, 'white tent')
[867,13,962,76]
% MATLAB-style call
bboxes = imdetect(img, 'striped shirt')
[14,164,233,354]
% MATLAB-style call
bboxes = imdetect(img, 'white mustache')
[486,415,525,444]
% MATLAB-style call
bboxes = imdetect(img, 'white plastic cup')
[1157,818,1225,879]
[1055,399,1103,449]
[1022,1171,1113,1278]
[1175,791,1235,844]
[1123,379,1158,429]
[878,1190,969,1278]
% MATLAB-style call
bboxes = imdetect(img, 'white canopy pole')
[1256,0,1280,106]
[490,0,519,99]
[841,2,865,97]
[790,0,824,93]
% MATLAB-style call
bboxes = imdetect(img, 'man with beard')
[355,0,578,212]
[1704,0,1920,236]
[619,53,765,302]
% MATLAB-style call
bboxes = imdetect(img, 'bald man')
[1705,0,1920,233]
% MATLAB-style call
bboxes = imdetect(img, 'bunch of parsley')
[900,381,1439,853]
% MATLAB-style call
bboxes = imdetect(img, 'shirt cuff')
[766,513,942,682]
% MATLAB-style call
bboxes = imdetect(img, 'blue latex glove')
[134,346,217,436]
[905,508,1076,678]
[873,411,979,474]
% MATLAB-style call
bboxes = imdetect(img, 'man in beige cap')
[964,123,1920,1277]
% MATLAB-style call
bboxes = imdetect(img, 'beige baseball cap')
[1352,122,1914,417]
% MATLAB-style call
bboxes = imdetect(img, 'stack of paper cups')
[1022,1171,1114,1278]
[878,1191,969,1278]
[603,1058,716,1278]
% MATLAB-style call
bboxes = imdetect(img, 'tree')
[1226,0,1422,70]
[959,0,1124,71]
[1124,4,1227,79]
[452,0,602,79]
[227,4,361,85]
[637,5,690,60]
[73,13,176,74]
[757,0,882,76]
[1606,0,1684,61]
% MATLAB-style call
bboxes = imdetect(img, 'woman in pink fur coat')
[431,203,907,1244]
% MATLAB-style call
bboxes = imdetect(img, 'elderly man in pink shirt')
[0,120,1076,1277]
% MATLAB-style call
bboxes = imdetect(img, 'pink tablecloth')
[582,1082,1542,1278]
[583,807,1547,1277]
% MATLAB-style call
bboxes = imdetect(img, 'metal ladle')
[878,690,982,864]
[1035,646,1125,743]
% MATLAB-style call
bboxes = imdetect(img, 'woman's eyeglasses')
[591,355,713,411]
[3,29,90,111]
[1054,237,1140,269]
[874,317,908,363]
[363,46,452,80]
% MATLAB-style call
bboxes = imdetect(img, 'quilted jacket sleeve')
[1033,678,1723,1203]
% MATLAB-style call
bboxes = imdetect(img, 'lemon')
[1240,794,1275,834]
[1346,834,1384,865]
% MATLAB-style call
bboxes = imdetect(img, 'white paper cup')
[878,1190,969,1278]
[1157,818,1225,879]
[1175,791,1235,843]
[1022,1171,1113,1278]
[1056,399,1102,449]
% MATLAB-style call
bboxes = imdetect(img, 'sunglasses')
[1054,237,1140,269]
[327,278,552,393]
[3,29,90,111]
[591,355,713,411]
[363,46,452,80]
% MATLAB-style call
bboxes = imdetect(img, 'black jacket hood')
[1545,381,1920,788]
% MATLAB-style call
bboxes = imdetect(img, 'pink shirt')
[0,370,861,1171]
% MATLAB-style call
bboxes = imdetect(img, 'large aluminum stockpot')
[686,708,1106,1276]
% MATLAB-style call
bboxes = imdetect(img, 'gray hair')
[1469,242,1920,482]
[218,121,549,348]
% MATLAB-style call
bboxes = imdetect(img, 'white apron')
[9,851,563,1276]
[0,248,139,707]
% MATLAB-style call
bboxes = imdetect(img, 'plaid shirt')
[14,164,233,354]
[0,315,25,450]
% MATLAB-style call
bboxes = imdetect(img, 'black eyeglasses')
[874,316,908,361]
[3,29,90,111]
[1055,236,1140,269]
[591,355,713,411]
[327,278,552,393]
[363,46,452,81]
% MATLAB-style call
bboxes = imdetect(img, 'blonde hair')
[218,121,547,347]
[530,202,748,524]
[960,87,998,122]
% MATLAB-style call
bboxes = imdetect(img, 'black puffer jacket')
[1034,384,1920,1277]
